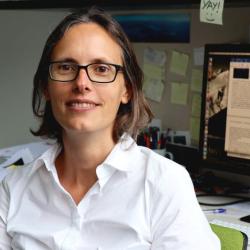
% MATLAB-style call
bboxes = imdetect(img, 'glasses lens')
[50,62,78,81]
[87,63,117,83]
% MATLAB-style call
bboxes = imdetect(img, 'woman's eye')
[95,65,110,73]
[59,64,73,71]
[56,63,77,73]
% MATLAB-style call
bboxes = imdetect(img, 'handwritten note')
[200,0,224,25]
[170,51,189,76]
[170,82,189,105]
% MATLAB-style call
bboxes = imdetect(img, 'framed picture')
[114,13,190,43]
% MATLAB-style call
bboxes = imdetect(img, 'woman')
[0,7,220,249]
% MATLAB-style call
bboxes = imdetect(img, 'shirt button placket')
[61,199,81,250]
[61,228,79,250]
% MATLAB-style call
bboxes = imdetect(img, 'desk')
[197,195,250,249]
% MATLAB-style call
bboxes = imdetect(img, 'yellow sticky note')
[170,51,189,76]
[191,94,202,117]
[143,63,164,80]
[200,0,224,25]
[190,117,200,141]
[191,69,203,92]
[170,82,189,105]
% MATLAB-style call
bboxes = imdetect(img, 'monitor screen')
[199,44,250,175]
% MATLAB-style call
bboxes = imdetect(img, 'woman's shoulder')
[138,146,188,175]
[137,146,193,194]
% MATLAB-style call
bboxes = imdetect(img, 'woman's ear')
[121,85,131,104]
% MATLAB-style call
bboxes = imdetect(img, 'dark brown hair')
[31,6,153,144]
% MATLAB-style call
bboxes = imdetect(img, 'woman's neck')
[55,132,116,204]
[56,130,116,181]
[63,131,115,168]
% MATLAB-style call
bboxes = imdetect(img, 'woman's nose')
[74,68,93,92]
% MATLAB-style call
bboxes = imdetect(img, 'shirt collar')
[33,134,142,180]
[96,134,142,188]
[34,143,61,172]
[101,133,141,173]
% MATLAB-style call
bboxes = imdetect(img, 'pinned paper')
[190,117,200,141]
[191,94,202,117]
[170,51,189,76]
[144,47,166,66]
[193,47,205,66]
[191,69,203,92]
[200,0,224,25]
[143,77,164,102]
[143,48,166,102]
[170,82,189,105]
[143,63,164,80]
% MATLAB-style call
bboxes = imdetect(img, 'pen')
[203,208,226,214]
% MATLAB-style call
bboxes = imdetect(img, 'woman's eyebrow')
[52,57,77,63]
[52,57,119,64]
[89,58,113,64]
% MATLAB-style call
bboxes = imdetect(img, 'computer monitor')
[199,44,250,176]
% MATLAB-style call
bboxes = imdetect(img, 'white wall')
[0,9,68,148]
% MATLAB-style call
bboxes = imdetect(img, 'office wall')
[0,10,68,148]
[132,7,250,144]
[0,7,250,148]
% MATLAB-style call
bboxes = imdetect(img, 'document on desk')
[0,141,51,181]
[0,148,34,181]
[224,201,250,218]
[0,148,33,168]
[225,61,250,159]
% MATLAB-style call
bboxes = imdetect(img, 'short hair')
[31,6,153,144]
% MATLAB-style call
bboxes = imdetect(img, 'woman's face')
[45,23,129,139]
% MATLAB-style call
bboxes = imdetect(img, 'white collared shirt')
[0,135,220,250]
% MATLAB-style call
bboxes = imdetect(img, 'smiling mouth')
[66,101,100,109]
[206,17,215,21]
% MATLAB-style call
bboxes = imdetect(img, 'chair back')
[210,224,248,250]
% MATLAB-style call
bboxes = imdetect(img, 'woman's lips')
[66,99,100,110]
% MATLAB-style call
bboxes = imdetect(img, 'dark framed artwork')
[114,13,190,43]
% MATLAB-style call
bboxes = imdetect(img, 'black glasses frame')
[48,61,124,83]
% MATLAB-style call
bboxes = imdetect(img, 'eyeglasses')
[48,61,124,83]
